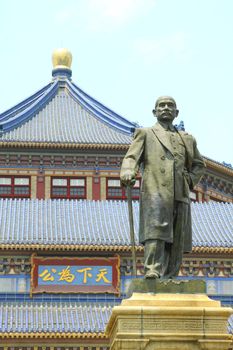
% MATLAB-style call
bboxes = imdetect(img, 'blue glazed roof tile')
[191,202,233,248]
[0,75,231,173]
[0,199,232,248]
[0,78,137,144]
[0,302,114,333]
[0,302,232,334]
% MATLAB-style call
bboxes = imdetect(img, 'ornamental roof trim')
[204,157,233,175]
[0,199,232,249]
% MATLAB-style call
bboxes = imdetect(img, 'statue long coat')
[120,123,205,253]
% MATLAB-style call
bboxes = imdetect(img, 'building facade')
[0,48,232,349]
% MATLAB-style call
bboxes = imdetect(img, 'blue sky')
[0,0,232,164]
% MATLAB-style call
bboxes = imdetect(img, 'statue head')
[153,96,179,123]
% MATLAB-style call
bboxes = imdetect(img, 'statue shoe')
[144,271,160,279]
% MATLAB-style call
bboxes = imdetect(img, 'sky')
[0,0,232,164]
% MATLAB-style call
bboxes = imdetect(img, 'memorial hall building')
[0,49,232,350]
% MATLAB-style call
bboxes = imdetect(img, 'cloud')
[133,32,189,65]
[88,0,154,24]
[54,0,156,31]
[55,8,77,24]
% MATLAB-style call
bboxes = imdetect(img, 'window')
[0,176,30,198]
[51,177,86,199]
[107,178,140,200]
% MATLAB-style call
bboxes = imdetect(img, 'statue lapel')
[151,123,174,155]
[175,129,193,171]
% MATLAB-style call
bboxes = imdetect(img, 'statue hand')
[120,171,136,187]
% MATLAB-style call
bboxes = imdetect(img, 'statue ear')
[176,109,179,117]
[152,109,156,116]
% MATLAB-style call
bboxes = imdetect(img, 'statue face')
[154,97,178,123]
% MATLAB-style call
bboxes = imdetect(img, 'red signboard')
[31,255,120,295]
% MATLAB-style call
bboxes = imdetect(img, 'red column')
[92,176,100,200]
[37,175,45,199]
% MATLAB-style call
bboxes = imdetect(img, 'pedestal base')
[106,293,232,350]
[126,278,206,296]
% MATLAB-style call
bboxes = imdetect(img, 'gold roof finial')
[52,48,72,70]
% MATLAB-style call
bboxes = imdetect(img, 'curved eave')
[0,141,130,150]
[204,157,233,176]
[0,331,107,340]
[0,82,59,132]
[0,83,53,121]
[0,244,232,255]
[67,80,137,134]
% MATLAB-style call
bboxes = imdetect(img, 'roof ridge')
[0,81,59,133]
[0,83,53,121]
[67,81,136,134]
[70,81,138,129]
[204,156,233,172]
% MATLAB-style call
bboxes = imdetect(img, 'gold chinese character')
[39,268,57,282]
[58,266,75,283]
[96,268,111,283]
[77,267,92,284]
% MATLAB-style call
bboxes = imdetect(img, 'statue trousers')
[144,201,189,278]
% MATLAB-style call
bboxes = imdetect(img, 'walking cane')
[127,186,137,277]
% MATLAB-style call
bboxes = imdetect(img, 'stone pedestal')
[106,293,233,350]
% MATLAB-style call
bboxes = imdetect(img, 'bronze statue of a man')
[120,96,205,279]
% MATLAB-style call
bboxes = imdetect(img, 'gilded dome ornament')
[52,48,72,70]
